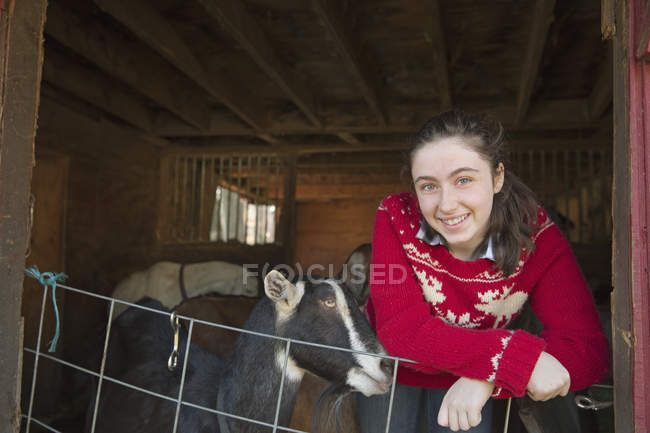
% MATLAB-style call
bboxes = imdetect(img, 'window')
[158,153,284,245]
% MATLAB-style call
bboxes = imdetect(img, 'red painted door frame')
[629,0,650,431]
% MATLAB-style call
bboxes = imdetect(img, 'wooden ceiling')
[40,0,612,160]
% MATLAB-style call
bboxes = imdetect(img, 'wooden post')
[0,1,47,432]
[281,154,297,265]
[612,0,650,431]
[628,0,650,430]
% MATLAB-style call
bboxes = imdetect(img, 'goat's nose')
[380,358,394,376]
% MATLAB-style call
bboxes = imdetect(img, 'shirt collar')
[415,219,495,261]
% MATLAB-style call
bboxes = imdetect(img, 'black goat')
[88,270,391,433]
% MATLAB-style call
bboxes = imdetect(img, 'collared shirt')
[415,219,495,261]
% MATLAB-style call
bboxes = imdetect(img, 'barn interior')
[20,0,614,432]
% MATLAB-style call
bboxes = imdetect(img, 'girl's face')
[411,136,504,260]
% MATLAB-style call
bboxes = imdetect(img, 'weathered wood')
[296,183,406,201]
[634,0,650,59]
[611,0,634,430]
[337,132,362,145]
[45,2,212,130]
[165,136,610,157]
[312,0,387,125]
[588,42,614,120]
[156,98,599,137]
[428,0,452,110]
[36,96,164,169]
[0,1,46,432]
[94,0,267,130]
[515,0,557,125]
[602,0,616,39]
[197,0,321,127]
[295,199,377,273]
[22,153,68,419]
[42,49,155,133]
[628,1,650,430]
[281,154,297,263]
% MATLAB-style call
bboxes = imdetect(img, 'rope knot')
[24,266,68,353]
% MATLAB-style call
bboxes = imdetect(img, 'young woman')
[358,110,610,432]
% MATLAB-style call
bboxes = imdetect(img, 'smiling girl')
[358,110,610,432]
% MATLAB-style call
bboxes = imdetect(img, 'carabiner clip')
[167,312,180,371]
[575,395,613,411]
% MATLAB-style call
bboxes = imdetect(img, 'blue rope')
[24,267,68,353]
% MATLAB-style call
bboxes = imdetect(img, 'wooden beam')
[42,49,154,132]
[166,135,610,157]
[196,0,322,128]
[587,43,613,120]
[45,3,212,130]
[37,95,166,169]
[296,183,406,201]
[93,0,267,130]
[336,132,361,145]
[155,98,600,137]
[515,0,556,125]
[312,0,387,125]
[281,154,298,263]
[428,0,452,110]
[0,1,47,432]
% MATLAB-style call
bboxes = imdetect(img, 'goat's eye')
[322,298,336,308]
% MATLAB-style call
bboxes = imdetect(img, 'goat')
[88,269,391,433]
[173,243,373,433]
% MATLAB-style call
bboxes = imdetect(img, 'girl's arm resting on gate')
[525,225,610,391]
[369,207,546,397]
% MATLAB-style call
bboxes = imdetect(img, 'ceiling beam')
[196,0,322,128]
[312,0,387,125]
[155,98,599,137]
[94,0,268,130]
[42,49,155,133]
[429,0,452,110]
[515,0,556,125]
[37,95,168,169]
[336,132,362,145]
[165,135,609,158]
[587,43,613,120]
[45,3,212,130]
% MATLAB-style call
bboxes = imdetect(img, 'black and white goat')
[89,269,391,433]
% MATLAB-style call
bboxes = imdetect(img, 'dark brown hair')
[406,109,539,276]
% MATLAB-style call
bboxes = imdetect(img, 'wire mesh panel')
[20,279,407,433]
[159,153,285,245]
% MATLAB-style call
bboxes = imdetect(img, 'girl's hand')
[526,351,571,401]
[437,377,494,431]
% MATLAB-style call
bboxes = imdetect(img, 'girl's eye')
[323,298,336,308]
[421,184,438,192]
[457,177,471,185]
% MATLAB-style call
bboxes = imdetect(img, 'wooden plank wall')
[33,98,161,370]
[295,199,379,275]
[21,153,69,422]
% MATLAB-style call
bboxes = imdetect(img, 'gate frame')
[612,0,650,432]
[0,0,47,432]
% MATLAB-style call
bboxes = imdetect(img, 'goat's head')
[264,270,391,397]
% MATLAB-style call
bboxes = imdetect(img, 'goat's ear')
[264,270,303,311]
[339,243,372,306]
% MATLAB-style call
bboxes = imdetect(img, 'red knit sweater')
[367,193,610,398]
